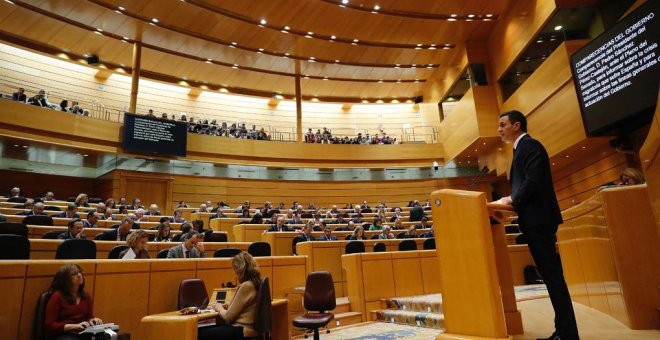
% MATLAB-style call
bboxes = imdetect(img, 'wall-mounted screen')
[122,113,187,157]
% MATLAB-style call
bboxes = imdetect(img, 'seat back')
[42,231,64,239]
[43,206,61,211]
[157,249,169,258]
[396,232,406,239]
[177,279,209,309]
[204,232,227,242]
[0,234,30,259]
[423,237,436,250]
[344,241,365,254]
[108,245,129,259]
[253,277,272,335]
[55,239,96,259]
[22,215,54,226]
[398,239,417,251]
[248,241,271,257]
[515,234,527,245]
[369,233,380,240]
[292,236,304,255]
[373,242,386,252]
[0,222,28,237]
[303,271,336,313]
[213,248,242,258]
[33,291,52,340]
[343,234,352,240]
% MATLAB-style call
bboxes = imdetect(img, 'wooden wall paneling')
[0,170,94,201]
[148,260,196,315]
[488,0,558,83]
[0,262,26,340]
[639,92,660,233]
[119,170,174,214]
[438,88,480,161]
[391,251,425,298]
[473,86,502,137]
[270,256,307,299]
[422,45,469,103]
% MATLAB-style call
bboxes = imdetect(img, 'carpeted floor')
[308,322,442,340]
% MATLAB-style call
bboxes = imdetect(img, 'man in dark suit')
[12,88,27,102]
[267,216,290,232]
[408,200,425,222]
[496,110,579,340]
[97,218,133,241]
[54,203,81,219]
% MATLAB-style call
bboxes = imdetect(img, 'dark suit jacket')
[409,206,425,222]
[510,134,563,231]
[210,213,227,219]
[318,235,337,241]
[267,224,290,232]
[54,212,80,219]
[12,92,27,102]
[97,228,129,241]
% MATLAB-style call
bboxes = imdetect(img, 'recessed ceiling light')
[486,14,493,17]
[94,31,102,35]
[323,77,329,80]
[220,88,228,93]
[373,5,380,10]
[260,19,267,25]
[341,0,349,4]
[554,25,563,31]
[450,14,457,18]
[468,14,475,18]
[536,39,543,43]
[258,48,264,51]
[117,6,125,11]
[284,53,290,56]
[232,64,239,69]
[378,80,383,83]
[307,32,314,35]
[151,18,159,23]
[353,39,359,43]
[334,59,340,63]
[428,46,436,50]
[231,42,237,46]
[330,35,336,40]
[284,26,290,30]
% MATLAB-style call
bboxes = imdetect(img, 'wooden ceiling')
[0,0,513,101]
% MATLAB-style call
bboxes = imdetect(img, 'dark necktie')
[185,250,190,258]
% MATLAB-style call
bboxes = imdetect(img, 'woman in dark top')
[347,226,367,240]
[45,264,102,339]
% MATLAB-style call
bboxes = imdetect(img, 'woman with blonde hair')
[74,193,89,207]
[119,229,150,259]
[620,167,645,185]
[199,252,261,339]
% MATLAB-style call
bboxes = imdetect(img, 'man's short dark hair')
[87,211,95,218]
[182,230,199,241]
[68,218,82,228]
[500,110,528,132]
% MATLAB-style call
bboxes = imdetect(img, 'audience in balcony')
[119,229,151,259]
[12,87,27,102]
[28,89,55,108]
[58,218,87,240]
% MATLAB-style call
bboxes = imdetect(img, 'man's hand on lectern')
[493,196,512,205]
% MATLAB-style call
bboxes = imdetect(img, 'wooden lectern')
[431,189,522,340]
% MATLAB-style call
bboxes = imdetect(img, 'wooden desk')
[139,299,289,340]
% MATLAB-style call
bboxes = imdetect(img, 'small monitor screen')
[570,1,659,136]
[122,113,187,157]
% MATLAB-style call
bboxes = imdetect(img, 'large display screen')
[122,113,187,157]
[570,0,659,136]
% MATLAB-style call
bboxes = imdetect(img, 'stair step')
[332,311,363,328]
[374,309,445,330]
[385,293,443,313]
[333,297,351,314]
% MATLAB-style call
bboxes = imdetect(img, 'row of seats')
[342,238,436,253]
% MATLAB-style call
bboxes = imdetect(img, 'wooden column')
[129,41,142,114]
[295,60,303,143]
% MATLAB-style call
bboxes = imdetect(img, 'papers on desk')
[121,248,136,259]
[79,323,119,334]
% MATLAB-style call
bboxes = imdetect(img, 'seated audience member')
[361,201,372,213]
[55,204,81,219]
[167,231,206,258]
[93,203,105,215]
[347,226,367,240]
[45,264,103,339]
[369,217,384,231]
[375,207,387,222]
[268,216,289,232]
[105,198,116,209]
[9,186,23,199]
[377,226,395,240]
[177,201,189,208]
[22,198,35,210]
[170,209,186,223]
[18,201,47,216]
[172,222,193,242]
[424,199,431,208]
[409,200,425,222]
[239,208,251,219]
[318,226,337,241]
[248,212,263,224]
[620,167,646,185]
[284,209,294,221]
[12,87,27,102]
[43,191,56,201]
[98,217,133,241]
[118,197,128,206]
[210,201,227,213]
[28,89,54,108]
[82,211,98,228]
[155,223,172,242]
[196,203,209,213]
[329,205,340,215]
[392,218,404,230]
[210,208,228,219]
[389,207,403,222]
[288,213,303,225]
[420,229,434,238]
[128,198,143,210]
[191,219,211,237]
[119,230,150,259]
[74,194,90,208]
[59,100,69,112]
[144,204,161,216]
[298,223,315,242]
[198,252,262,340]
[117,205,129,214]
[58,218,87,240]
[416,217,431,229]
[135,208,149,222]
[404,226,418,238]
[102,208,114,221]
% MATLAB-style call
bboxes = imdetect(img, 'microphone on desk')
[468,166,490,190]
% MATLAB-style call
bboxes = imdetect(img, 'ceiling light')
[284,26,290,30]
[448,18,457,22]
[450,14,457,18]
[232,64,239,69]
[123,36,129,40]
[231,42,237,46]
[396,80,401,83]
[428,46,436,50]
[260,19,267,25]
[323,77,329,80]
[536,39,543,43]
[307,32,314,35]
[554,25,563,31]
[151,18,159,23]
[334,59,340,63]
[353,39,359,43]
[378,80,383,83]
[330,35,336,40]
[94,31,102,35]
[486,14,493,17]
[394,64,400,68]
[341,0,349,4]
[373,5,380,10]
[284,53,290,56]
[117,6,125,11]
[220,88,228,93]
[468,14,475,18]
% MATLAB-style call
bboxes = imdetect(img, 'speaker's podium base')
[437,334,512,340]
[504,310,523,334]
